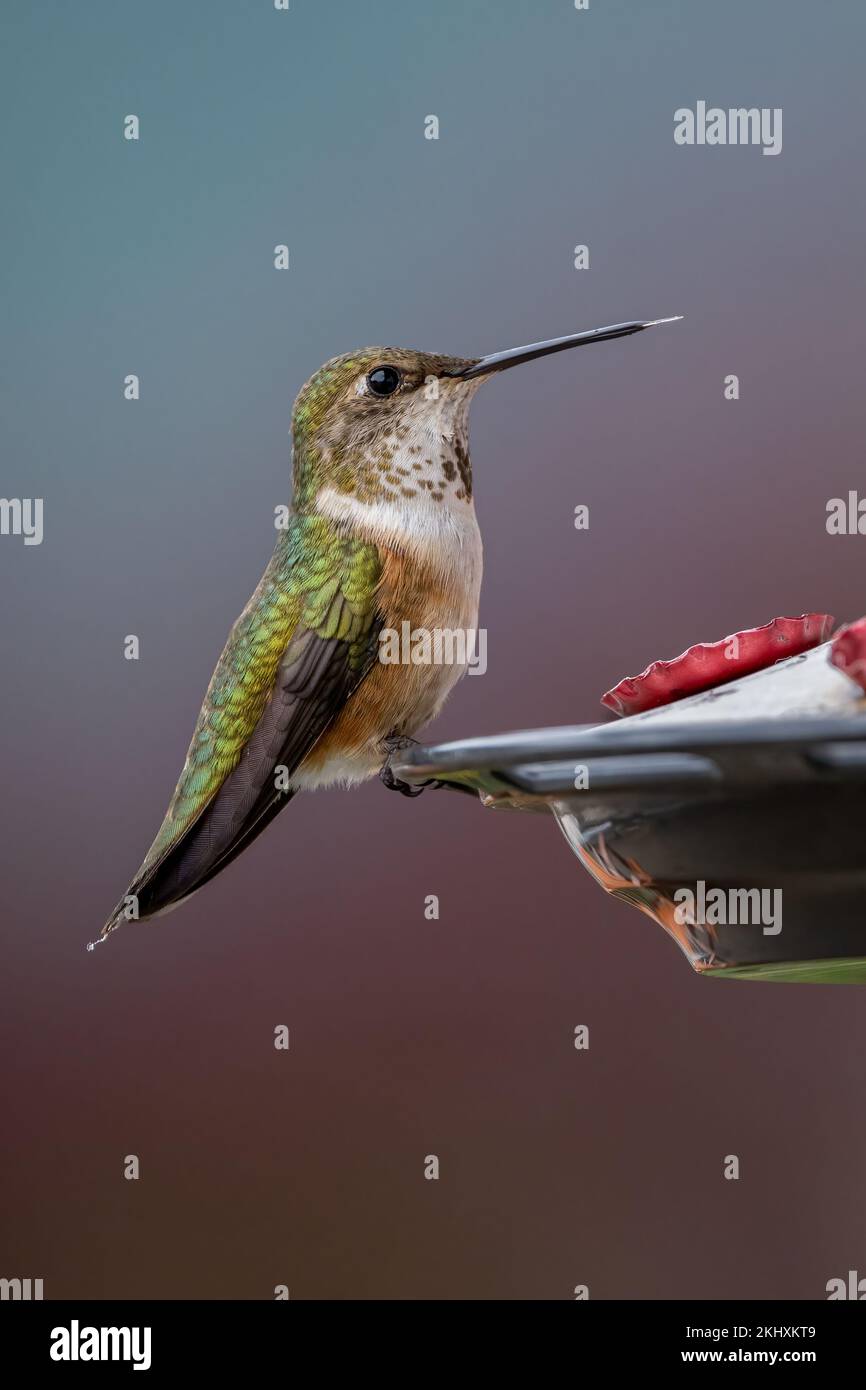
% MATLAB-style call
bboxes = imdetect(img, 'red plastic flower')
[601,613,836,717]
[829,617,866,693]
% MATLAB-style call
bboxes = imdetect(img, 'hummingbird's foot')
[379,733,446,796]
[379,760,442,797]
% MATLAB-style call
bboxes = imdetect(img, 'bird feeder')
[392,616,866,982]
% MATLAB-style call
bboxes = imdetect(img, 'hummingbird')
[95,317,681,944]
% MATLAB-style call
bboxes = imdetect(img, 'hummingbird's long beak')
[455,317,683,379]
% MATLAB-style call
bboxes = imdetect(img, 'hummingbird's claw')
[379,736,444,795]
[379,733,443,795]
[379,760,442,797]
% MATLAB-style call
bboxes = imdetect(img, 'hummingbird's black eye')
[367,365,402,397]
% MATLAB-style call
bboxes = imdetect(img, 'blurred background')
[2,0,865,1299]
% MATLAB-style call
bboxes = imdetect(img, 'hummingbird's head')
[290,319,682,532]
[291,347,481,515]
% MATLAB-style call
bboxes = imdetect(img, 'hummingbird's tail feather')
[92,789,299,947]
[151,787,299,914]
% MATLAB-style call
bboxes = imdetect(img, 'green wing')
[99,515,382,938]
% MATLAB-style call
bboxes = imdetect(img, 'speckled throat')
[314,375,479,510]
